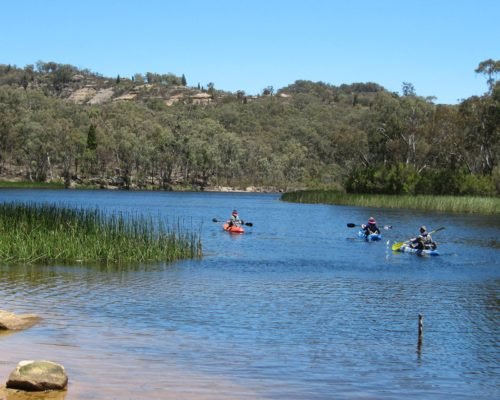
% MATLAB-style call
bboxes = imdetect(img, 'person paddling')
[410,225,437,250]
[361,217,380,236]
[227,210,243,227]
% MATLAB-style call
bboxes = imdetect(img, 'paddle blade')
[347,223,356,228]
[430,227,445,235]
[212,218,219,223]
[245,222,253,227]
[391,241,406,251]
[383,225,393,230]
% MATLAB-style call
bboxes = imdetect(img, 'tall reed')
[0,202,202,265]
[281,190,500,214]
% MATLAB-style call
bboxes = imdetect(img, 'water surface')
[0,190,498,399]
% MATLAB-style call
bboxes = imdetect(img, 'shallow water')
[0,190,499,399]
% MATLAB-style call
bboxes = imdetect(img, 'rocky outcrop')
[88,87,114,104]
[113,92,138,101]
[0,310,40,331]
[6,360,68,392]
[67,86,97,104]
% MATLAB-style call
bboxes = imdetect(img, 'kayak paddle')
[347,222,392,230]
[212,218,253,227]
[391,241,409,251]
[392,226,446,251]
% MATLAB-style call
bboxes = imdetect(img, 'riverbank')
[0,179,282,193]
[281,190,500,215]
[0,180,65,189]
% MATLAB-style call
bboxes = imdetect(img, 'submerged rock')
[0,310,40,330]
[6,360,68,391]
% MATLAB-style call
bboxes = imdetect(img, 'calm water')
[0,190,499,399]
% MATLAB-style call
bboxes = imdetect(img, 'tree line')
[0,59,498,195]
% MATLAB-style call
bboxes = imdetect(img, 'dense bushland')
[0,60,498,195]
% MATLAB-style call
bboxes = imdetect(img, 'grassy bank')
[0,203,202,265]
[0,180,66,189]
[281,190,500,214]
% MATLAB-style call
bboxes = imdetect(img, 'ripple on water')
[0,191,499,399]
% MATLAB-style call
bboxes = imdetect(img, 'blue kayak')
[398,244,439,256]
[358,230,382,241]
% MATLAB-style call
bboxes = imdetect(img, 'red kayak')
[223,223,245,234]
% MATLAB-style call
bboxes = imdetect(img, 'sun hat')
[368,217,376,224]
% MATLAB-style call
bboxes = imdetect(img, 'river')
[0,190,498,399]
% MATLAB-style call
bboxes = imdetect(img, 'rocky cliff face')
[0,64,217,107]
[62,75,214,106]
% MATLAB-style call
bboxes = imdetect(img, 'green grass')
[281,190,500,214]
[0,202,202,265]
[0,180,65,189]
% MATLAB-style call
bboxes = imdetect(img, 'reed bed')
[281,190,500,214]
[0,202,202,265]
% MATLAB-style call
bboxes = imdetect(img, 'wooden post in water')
[417,314,424,355]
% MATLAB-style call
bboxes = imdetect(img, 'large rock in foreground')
[0,310,40,330]
[6,360,68,391]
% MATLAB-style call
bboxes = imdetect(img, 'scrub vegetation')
[0,202,202,265]
[0,59,498,195]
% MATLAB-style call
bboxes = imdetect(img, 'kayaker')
[410,226,437,250]
[227,210,243,227]
[361,217,380,235]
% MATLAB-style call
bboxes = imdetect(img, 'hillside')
[0,62,216,106]
[0,62,389,108]
[0,60,498,195]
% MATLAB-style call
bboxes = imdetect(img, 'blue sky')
[1,0,498,104]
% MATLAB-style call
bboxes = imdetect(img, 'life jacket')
[366,223,379,234]
[420,232,432,243]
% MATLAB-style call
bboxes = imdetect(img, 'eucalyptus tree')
[55,121,86,187]
[458,88,499,175]
[0,88,23,172]
[214,130,246,185]
[242,141,274,185]
[427,104,462,170]
[262,86,274,96]
[171,117,230,186]
[51,64,76,92]
[370,91,434,168]
[475,59,500,92]
[16,119,52,181]
[401,82,416,97]
[279,141,308,184]
[368,91,406,164]
[145,125,176,188]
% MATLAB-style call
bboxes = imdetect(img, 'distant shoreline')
[281,190,500,215]
[0,179,283,193]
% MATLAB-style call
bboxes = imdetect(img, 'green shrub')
[346,165,498,196]
[458,174,495,196]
